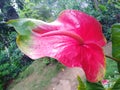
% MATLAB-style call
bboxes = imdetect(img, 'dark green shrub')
[0,23,33,89]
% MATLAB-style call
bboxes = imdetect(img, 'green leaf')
[77,76,86,90]
[115,2,120,9]
[111,78,120,90]
[115,5,120,9]
[111,23,120,60]
[86,81,105,90]
[98,4,107,11]
[25,0,30,3]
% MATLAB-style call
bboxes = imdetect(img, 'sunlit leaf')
[98,4,107,11]
[111,23,120,60]
[111,78,120,90]
[77,76,86,90]
[86,81,105,90]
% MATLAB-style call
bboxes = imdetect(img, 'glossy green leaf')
[86,81,105,90]
[77,76,86,90]
[111,78,120,90]
[111,23,120,60]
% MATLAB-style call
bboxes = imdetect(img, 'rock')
[47,67,85,90]
[53,80,71,90]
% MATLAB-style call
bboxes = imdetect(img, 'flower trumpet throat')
[39,30,84,45]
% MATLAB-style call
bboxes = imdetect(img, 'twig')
[105,55,120,62]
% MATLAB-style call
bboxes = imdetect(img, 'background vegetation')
[1,0,120,90]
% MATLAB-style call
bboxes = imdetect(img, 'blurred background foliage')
[0,0,120,89]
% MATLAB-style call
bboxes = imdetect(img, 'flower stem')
[105,55,120,62]
[40,30,84,44]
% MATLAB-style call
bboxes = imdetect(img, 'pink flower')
[8,10,106,82]
[102,79,109,85]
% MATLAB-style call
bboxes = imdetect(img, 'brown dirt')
[47,68,85,90]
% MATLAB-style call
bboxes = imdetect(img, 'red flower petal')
[81,43,105,82]
[57,10,106,46]
[17,31,105,82]
[9,10,106,82]
[33,10,106,46]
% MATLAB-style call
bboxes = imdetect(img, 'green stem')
[39,30,84,44]
[117,63,120,73]
[105,55,120,62]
